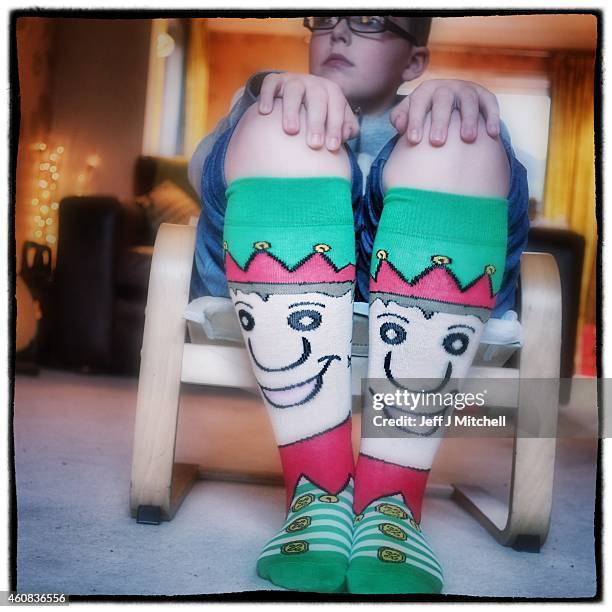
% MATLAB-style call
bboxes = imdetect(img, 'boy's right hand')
[258,72,360,152]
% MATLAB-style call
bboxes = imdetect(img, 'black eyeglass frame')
[303,16,420,46]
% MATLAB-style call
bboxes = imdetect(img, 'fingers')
[304,85,328,148]
[281,79,306,135]
[403,80,501,146]
[458,86,479,143]
[258,73,281,114]
[324,86,347,151]
[257,73,360,150]
[300,79,358,150]
[343,105,360,142]
[390,98,409,135]
[478,88,501,138]
[428,86,455,146]
[405,85,432,144]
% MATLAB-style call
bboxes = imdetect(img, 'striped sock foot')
[257,476,354,592]
[347,494,444,594]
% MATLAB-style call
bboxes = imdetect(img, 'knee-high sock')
[223,177,356,593]
[348,187,507,594]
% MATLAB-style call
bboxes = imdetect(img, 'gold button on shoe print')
[286,516,312,533]
[376,503,408,519]
[376,249,388,260]
[318,494,339,503]
[254,240,271,250]
[379,522,408,541]
[291,493,315,512]
[314,243,331,253]
[377,547,407,564]
[281,541,309,555]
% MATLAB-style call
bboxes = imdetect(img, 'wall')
[15,18,152,268]
[206,31,308,132]
[15,17,58,269]
[49,19,151,200]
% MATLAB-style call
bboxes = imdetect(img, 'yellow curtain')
[542,52,597,329]
[184,18,210,158]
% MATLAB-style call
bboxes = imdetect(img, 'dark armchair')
[39,156,196,375]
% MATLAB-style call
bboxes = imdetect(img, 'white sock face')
[362,298,486,469]
[368,299,485,383]
[231,287,354,446]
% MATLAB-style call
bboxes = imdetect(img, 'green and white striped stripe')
[256,476,355,591]
[347,494,444,593]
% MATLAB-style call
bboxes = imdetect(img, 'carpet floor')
[13,369,598,598]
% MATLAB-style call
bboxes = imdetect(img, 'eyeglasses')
[303,16,419,46]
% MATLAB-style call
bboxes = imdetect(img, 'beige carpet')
[13,369,598,597]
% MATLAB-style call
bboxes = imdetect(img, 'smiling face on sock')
[232,288,353,414]
[367,299,484,431]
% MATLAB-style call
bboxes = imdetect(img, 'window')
[142,19,188,156]
[496,92,551,215]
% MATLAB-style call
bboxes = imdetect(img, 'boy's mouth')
[323,53,354,68]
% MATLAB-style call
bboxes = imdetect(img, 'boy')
[188,16,528,594]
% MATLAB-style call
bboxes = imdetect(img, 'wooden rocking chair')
[129,219,561,552]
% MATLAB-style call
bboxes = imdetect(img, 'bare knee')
[382,110,510,198]
[225,98,351,183]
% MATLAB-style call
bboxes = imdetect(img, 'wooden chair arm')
[518,251,562,380]
[130,223,197,516]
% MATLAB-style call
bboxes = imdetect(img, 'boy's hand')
[258,72,360,152]
[390,79,501,146]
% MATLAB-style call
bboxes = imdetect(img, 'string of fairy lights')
[29,142,64,247]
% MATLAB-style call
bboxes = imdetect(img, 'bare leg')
[223,100,357,593]
[348,110,510,594]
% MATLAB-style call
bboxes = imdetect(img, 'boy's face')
[308,17,418,111]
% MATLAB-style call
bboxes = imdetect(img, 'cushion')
[137,155,199,202]
[137,180,200,235]
[184,298,523,367]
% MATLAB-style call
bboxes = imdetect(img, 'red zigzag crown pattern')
[224,246,355,284]
[371,255,496,309]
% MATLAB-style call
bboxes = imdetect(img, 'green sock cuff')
[381,187,508,247]
[372,187,508,294]
[223,176,355,272]
[225,176,354,227]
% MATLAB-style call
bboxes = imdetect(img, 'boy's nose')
[330,17,351,44]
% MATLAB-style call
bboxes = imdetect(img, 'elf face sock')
[348,187,508,594]
[223,177,357,592]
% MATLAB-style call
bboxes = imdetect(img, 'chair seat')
[184,296,523,368]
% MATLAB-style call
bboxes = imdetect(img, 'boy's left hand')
[390,79,501,146]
